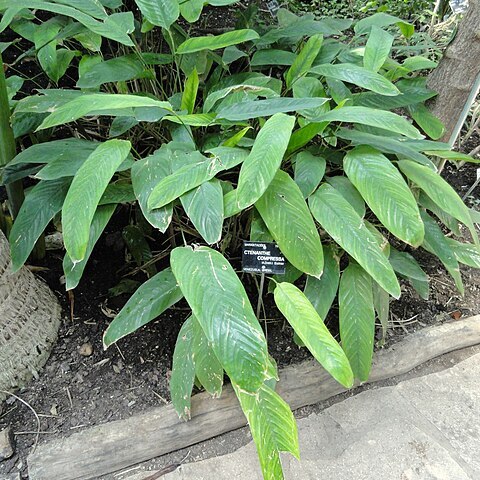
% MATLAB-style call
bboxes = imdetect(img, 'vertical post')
[0,52,24,221]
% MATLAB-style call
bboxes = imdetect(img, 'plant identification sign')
[242,241,286,275]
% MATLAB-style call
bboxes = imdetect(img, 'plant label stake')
[242,241,286,275]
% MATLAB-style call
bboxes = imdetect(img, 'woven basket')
[0,230,61,401]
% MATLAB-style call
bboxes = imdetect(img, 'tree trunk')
[0,230,61,402]
[427,0,480,142]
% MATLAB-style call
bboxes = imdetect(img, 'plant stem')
[0,52,24,219]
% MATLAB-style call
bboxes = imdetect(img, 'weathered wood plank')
[28,316,480,480]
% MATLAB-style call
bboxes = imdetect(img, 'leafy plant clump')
[1,2,480,478]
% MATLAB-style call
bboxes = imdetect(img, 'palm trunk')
[0,230,61,402]
[427,0,480,144]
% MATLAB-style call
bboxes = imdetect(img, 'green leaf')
[179,0,203,22]
[234,383,299,480]
[304,244,340,320]
[286,34,323,89]
[99,183,136,205]
[217,97,329,122]
[9,178,70,271]
[407,103,444,140]
[251,49,296,67]
[309,184,400,298]
[398,160,478,244]
[294,151,326,198]
[181,67,199,114]
[103,268,183,347]
[148,147,247,210]
[237,113,295,209]
[77,54,164,89]
[419,191,461,236]
[316,106,423,139]
[37,94,173,130]
[131,148,173,232]
[134,0,179,29]
[372,282,389,344]
[204,83,279,114]
[286,122,328,157]
[170,317,195,420]
[344,146,424,246]
[63,204,116,291]
[420,211,464,294]
[310,63,400,96]
[336,128,434,167]
[292,76,330,120]
[63,139,130,262]
[363,26,393,72]
[0,1,134,45]
[191,315,223,397]
[256,170,324,277]
[326,176,365,217]
[447,239,480,269]
[180,179,224,244]
[424,150,480,163]
[339,263,375,382]
[177,29,259,54]
[171,246,269,392]
[354,12,413,38]
[275,282,353,387]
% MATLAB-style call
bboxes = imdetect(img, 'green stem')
[0,52,24,219]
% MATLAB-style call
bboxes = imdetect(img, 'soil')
[1,5,480,479]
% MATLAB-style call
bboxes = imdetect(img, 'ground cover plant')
[1,1,480,478]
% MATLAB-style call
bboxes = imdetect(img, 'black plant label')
[242,241,286,275]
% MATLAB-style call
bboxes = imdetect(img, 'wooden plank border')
[28,315,480,480]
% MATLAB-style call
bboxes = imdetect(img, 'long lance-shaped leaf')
[315,106,423,139]
[388,247,429,300]
[339,263,375,382]
[191,315,223,397]
[134,0,179,29]
[217,97,328,122]
[344,146,424,246]
[176,29,259,54]
[256,170,324,277]
[77,54,170,89]
[2,138,97,183]
[237,113,294,209]
[103,267,183,348]
[309,184,400,298]
[336,128,434,167]
[363,26,393,72]
[294,151,326,199]
[310,62,400,96]
[398,160,478,245]
[326,176,366,217]
[234,382,299,480]
[181,68,199,114]
[420,210,464,294]
[37,94,173,130]
[9,178,70,271]
[63,140,130,262]
[0,1,134,45]
[63,204,116,291]
[171,246,269,393]
[447,238,480,269]
[285,34,323,89]
[131,149,173,232]
[180,179,224,244]
[275,282,354,387]
[304,244,340,320]
[170,317,195,420]
[148,147,248,210]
